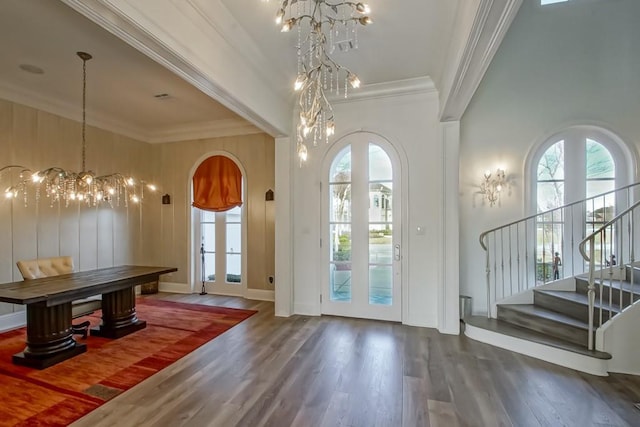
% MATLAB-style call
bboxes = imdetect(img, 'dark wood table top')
[0,265,177,306]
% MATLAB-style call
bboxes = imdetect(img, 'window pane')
[369,265,392,305]
[369,182,392,222]
[586,180,615,200]
[538,141,564,180]
[204,253,215,281]
[226,207,241,223]
[226,224,241,253]
[535,222,563,283]
[537,182,564,212]
[226,254,241,283]
[330,146,351,182]
[330,184,351,222]
[330,264,351,302]
[201,210,216,223]
[202,224,215,252]
[330,224,351,263]
[369,224,392,264]
[369,144,392,181]
[586,139,615,179]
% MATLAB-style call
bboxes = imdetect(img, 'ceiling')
[0,0,462,143]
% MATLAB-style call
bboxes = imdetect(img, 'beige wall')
[0,98,276,319]
[0,98,157,315]
[154,133,275,291]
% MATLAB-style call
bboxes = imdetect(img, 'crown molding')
[0,83,262,144]
[440,0,523,121]
[0,81,149,142]
[60,0,292,137]
[148,118,262,144]
[330,77,437,104]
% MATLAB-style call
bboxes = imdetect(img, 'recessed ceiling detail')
[18,64,45,74]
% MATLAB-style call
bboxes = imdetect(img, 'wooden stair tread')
[577,276,640,294]
[464,316,612,360]
[535,289,623,312]
[499,304,589,330]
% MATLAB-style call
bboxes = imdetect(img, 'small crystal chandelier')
[270,0,372,163]
[0,52,154,207]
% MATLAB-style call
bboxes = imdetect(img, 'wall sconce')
[265,189,274,201]
[162,194,171,205]
[480,168,506,206]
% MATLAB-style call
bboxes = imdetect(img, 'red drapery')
[192,156,242,212]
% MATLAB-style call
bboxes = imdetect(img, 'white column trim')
[275,136,293,317]
[440,0,523,121]
[440,121,461,335]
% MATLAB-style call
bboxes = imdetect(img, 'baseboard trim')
[465,323,610,376]
[295,303,320,316]
[0,310,26,332]
[245,289,275,302]
[158,282,192,294]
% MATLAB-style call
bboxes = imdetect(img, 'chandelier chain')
[81,54,87,172]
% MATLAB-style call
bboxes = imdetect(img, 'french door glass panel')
[324,139,400,321]
[200,206,242,286]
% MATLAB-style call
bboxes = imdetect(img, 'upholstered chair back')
[16,256,74,280]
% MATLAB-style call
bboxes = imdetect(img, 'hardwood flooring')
[71,293,640,427]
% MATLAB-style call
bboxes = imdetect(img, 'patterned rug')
[0,299,257,426]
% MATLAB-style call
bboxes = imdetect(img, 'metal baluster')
[509,226,513,296]
[501,229,505,299]
[516,222,521,293]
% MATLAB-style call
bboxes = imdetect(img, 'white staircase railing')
[579,200,640,350]
[480,183,640,322]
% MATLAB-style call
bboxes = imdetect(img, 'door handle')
[394,244,401,261]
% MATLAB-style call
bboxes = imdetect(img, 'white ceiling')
[0,0,462,142]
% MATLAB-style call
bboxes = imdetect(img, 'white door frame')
[320,131,404,321]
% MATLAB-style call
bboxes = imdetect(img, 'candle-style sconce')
[479,168,507,206]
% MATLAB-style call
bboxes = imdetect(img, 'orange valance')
[192,156,242,212]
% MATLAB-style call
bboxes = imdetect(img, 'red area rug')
[0,299,256,427]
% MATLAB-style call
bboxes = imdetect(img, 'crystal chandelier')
[0,52,154,207]
[270,0,372,162]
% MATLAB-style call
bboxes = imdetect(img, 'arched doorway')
[321,132,403,321]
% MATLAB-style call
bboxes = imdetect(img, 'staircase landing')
[464,316,611,360]
[464,316,611,376]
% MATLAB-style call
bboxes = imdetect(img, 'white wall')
[459,0,640,313]
[290,80,455,329]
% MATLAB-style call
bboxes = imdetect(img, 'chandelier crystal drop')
[270,0,372,163]
[0,52,155,208]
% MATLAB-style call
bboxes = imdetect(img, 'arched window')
[192,154,246,296]
[531,127,630,280]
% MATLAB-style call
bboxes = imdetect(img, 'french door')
[322,135,401,321]
[197,206,245,295]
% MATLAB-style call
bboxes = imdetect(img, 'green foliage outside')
[333,233,351,261]
[536,262,553,282]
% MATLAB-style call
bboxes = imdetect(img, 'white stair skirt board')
[465,322,610,377]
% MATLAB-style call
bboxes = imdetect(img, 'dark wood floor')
[71,293,640,427]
